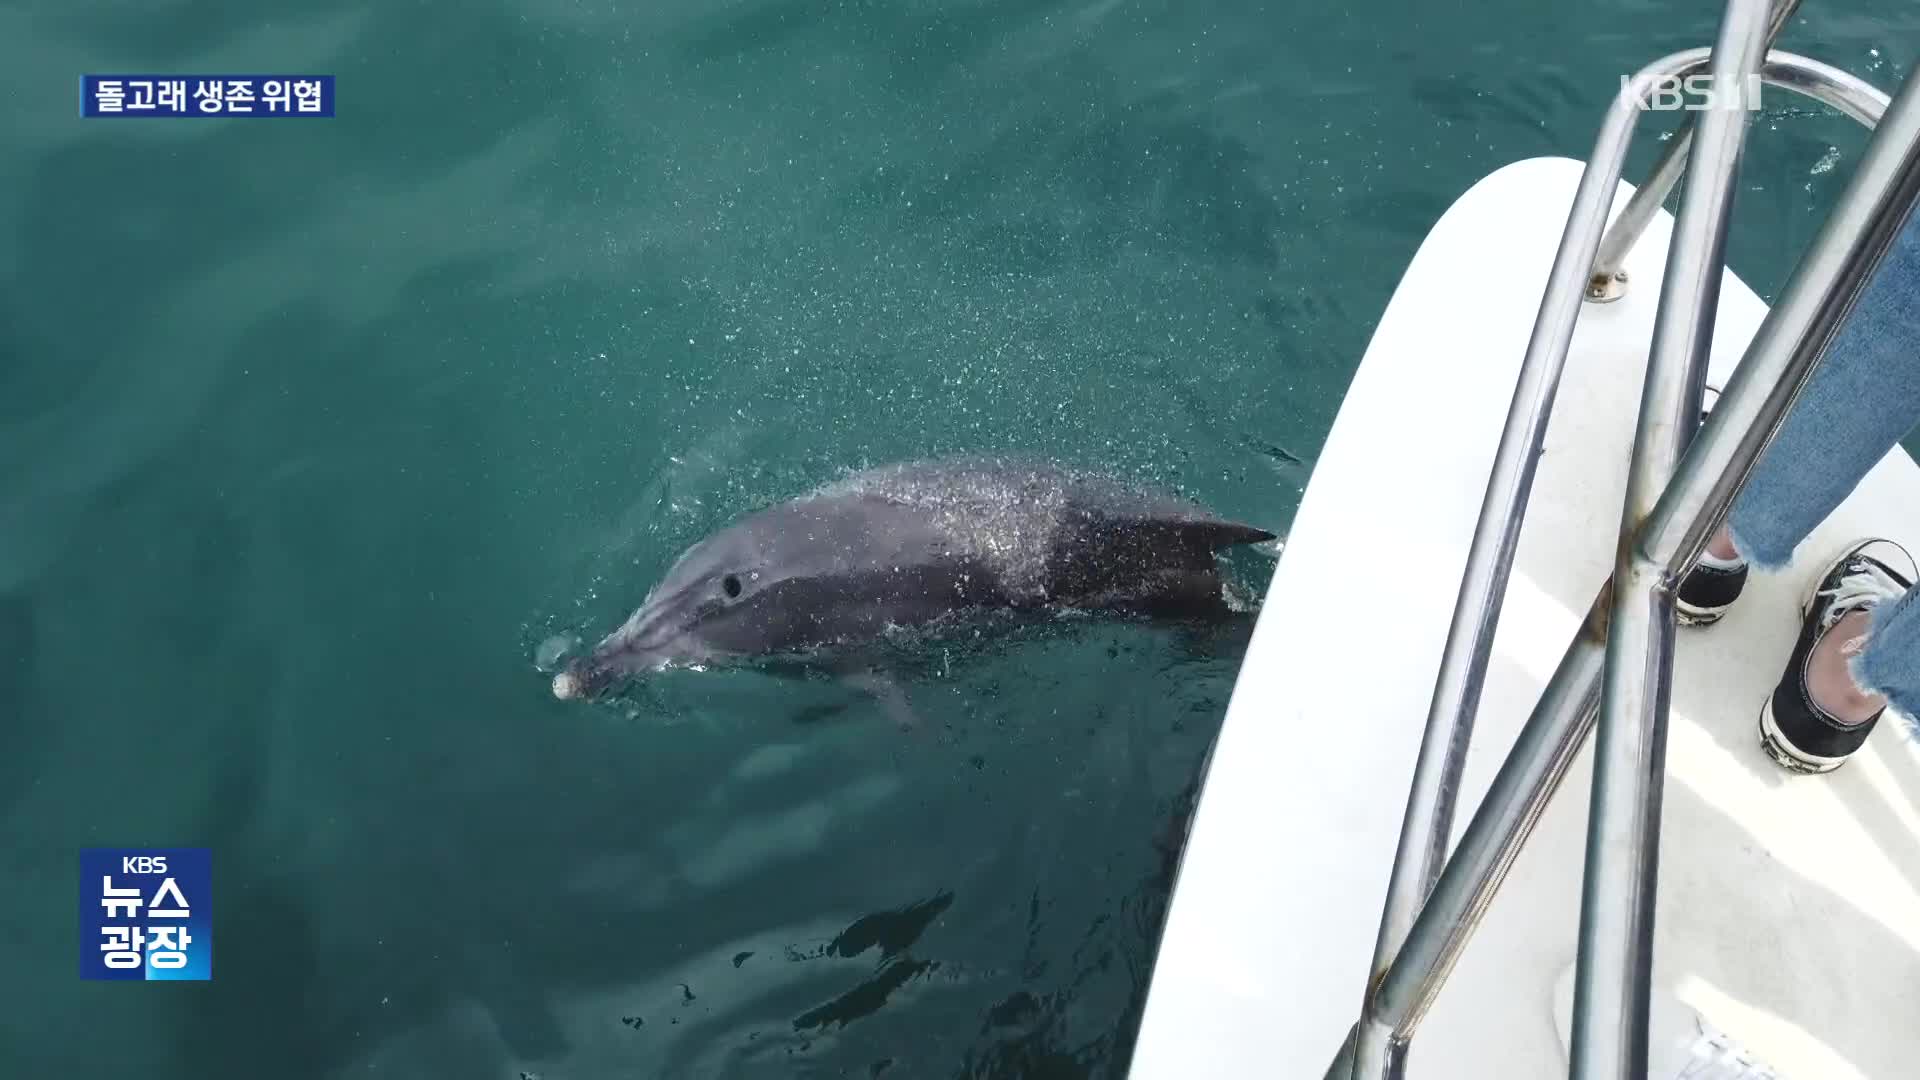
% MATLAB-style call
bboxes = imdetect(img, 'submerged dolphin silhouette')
[552,457,1275,701]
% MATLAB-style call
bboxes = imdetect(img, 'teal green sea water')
[3,3,1916,1077]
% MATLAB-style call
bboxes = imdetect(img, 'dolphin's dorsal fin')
[1094,514,1277,552]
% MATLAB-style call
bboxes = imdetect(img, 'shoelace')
[1678,1029,1781,1079]
[1816,556,1912,655]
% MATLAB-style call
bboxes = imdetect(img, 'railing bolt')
[1588,268,1630,303]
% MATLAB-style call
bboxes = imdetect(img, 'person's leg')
[1806,608,1882,724]
[1722,204,1920,569]
[1679,204,1920,769]
[1853,579,1920,726]
[1677,207,1920,626]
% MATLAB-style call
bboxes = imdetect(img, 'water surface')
[1,2,1914,1077]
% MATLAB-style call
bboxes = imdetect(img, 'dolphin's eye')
[722,574,743,599]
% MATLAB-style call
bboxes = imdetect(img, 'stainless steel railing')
[1355,3,1816,1044]
[1333,2,1914,1074]
[1573,58,1919,1080]
[1346,39,1736,1077]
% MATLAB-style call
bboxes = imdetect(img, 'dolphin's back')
[812,458,1273,614]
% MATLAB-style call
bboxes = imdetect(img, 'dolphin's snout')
[551,634,677,701]
[551,657,614,701]
[551,670,586,700]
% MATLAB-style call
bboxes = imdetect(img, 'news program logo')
[79,848,212,980]
[80,75,335,117]
[1620,72,1764,112]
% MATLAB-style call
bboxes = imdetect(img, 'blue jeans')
[1725,202,1920,717]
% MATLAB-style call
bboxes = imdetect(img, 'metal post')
[1572,2,1768,1075]
[1329,51,1898,1080]
[1588,0,1804,302]
[1346,45,1714,1080]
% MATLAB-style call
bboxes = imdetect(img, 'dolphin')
[551,457,1275,701]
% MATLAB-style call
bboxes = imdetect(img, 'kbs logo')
[1622,72,1765,112]
[79,848,212,981]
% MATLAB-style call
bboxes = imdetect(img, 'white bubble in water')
[535,634,578,673]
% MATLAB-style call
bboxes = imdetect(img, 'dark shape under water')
[553,457,1275,700]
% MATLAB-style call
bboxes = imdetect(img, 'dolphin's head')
[553,512,795,701]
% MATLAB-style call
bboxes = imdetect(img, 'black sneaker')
[1758,538,1917,774]
[1675,387,1749,627]
[1677,553,1748,626]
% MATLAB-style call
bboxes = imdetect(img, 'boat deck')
[1131,156,1920,1079]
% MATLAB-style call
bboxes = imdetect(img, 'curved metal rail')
[1588,17,1889,302]
[1585,0,1805,304]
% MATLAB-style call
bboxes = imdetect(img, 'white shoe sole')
[1757,695,1847,774]
[1675,597,1729,626]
